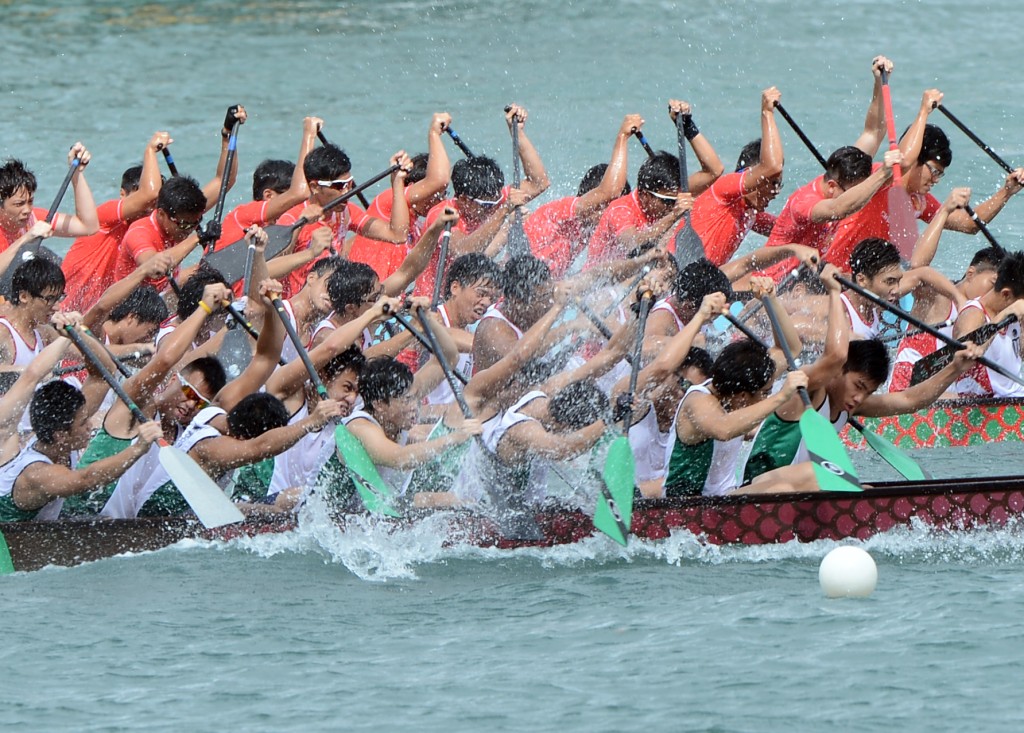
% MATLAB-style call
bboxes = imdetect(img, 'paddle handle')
[836,273,1024,388]
[45,158,80,224]
[935,104,1014,174]
[391,309,469,386]
[430,220,454,310]
[632,130,656,159]
[444,126,475,158]
[64,326,149,426]
[963,204,1003,252]
[879,69,903,186]
[620,294,654,433]
[416,308,473,419]
[211,118,240,227]
[160,147,179,177]
[773,102,828,169]
[674,115,690,193]
[271,297,326,398]
[759,296,814,409]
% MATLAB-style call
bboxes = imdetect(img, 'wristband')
[198,300,213,315]
[681,114,700,141]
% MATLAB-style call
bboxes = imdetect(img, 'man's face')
[0,186,34,229]
[156,208,202,244]
[306,270,335,315]
[907,159,945,195]
[326,368,359,417]
[309,175,354,207]
[65,405,93,451]
[861,264,904,303]
[638,189,677,219]
[830,370,881,415]
[20,287,64,325]
[746,173,784,210]
[963,266,998,300]
[155,371,212,426]
[376,389,418,433]
[449,278,498,322]
[117,315,160,345]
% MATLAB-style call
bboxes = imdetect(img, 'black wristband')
[682,114,700,141]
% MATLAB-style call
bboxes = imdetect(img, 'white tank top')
[267,401,338,499]
[311,316,374,352]
[479,304,524,338]
[954,299,1024,398]
[628,405,672,483]
[840,292,881,340]
[0,439,63,520]
[667,381,746,497]
[487,390,550,505]
[651,298,685,334]
[0,317,41,367]
[425,304,474,405]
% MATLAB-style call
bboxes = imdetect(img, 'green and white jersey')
[0,441,60,523]
[662,381,745,498]
[61,427,131,517]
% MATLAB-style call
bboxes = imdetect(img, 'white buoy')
[819,546,877,598]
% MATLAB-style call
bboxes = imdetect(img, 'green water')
[4,1,1024,730]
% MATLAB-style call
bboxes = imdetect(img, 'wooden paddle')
[879,69,919,261]
[597,292,653,545]
[415,308,544,540]
[0,156,79,297]
[673,114,705,268]
[444,125,475,158]
[269,295,399,517]
[835,272,1024,389]
[316,128,371,208]
[757,299,863,492]
[203,164,400,282]
[934,104,1015,174]
[505,106,530,258]
[63,325,244,528]
[910,315,1016,386]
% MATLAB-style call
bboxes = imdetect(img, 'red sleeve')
[752,211,776,236]
[347,200,371,234]
[122,220,159,261]
[919,193,942,223]
[96,199,125,229]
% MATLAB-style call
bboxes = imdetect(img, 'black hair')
[994,251,1024,299]
[548,380,609,430]
[672,258,734,304]
[445,253,501,298]
[577,164,631,197]
[735,139,762,172]
[176,266,228,321]
[358,356,413,411]
[501,255,551,304]
[901,123,952,169]
[824,146,873,189]
[969,246,1004,271]
[843,339,891,386]
[11,258,65,305]
[850,237,901,279]
[785,266,827,296]
[407,153,429,185]
[156,175,206,218]
[109,285,169,325]
[227,393,290,440]
[451,156,504,200]
[322,345,367,383]
[711,340,775,398]
[0,371,19,397]
[121,165,143,193]
[304,144,351,182]
[310,254,345,279]
[680,346,713,379]
[637,151,680,193]
[252,159,294,200]
[30,380,85,444]
[181,356,228,398]
[327,260,378,312]
[0,159,37,201]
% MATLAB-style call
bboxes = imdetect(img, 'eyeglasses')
[361,286,385,304]
[648,190,678,202]
[471,196,503,208]
[170,215,200,232]
[925,161,945,180]
[36,292,65,305]
[177,372,211,407]
[316,177,354,191]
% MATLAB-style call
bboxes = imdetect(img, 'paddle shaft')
[773,102,828,169]
[160,147,179,177]
[964,204,1003,251]
[224,301,287,366]
[935,104,1014,174]
[415,309,473,418]
[444,126,475,158]
[64,327,150,427]
[620,295,653,433]
[430,220,454,310]
[836,273,1024,388]
[290,164,400,233]
[672,114,705,267]
[241,242,256,298]
[577,299,634,367]
[45,158,81,223]
[759,296,813,409]
[506,108,529,257]
[317,129,371,207]
[210,120,240,229]
[879,69,904,186]
[82,327,132,378]
[391,310,469,385]
[270,297,327,397]
[632,130,656,158]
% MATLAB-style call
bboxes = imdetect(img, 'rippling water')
[3,1,1024,730]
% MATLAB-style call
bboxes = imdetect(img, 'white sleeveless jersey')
[954,299,1024,398]
[311,315,374,352]
[666,381,746,497]
[651,298,686,334]
[0,440,63,520]
[628,405,672,483]
[267,401,338,499]
[102,406,228,519]
[0,317,41,367]
[840,293,881,340]
[486,390,550,505]
[478,304,524,339]
[425,304,474,405]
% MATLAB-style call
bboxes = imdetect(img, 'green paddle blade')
[334,424,401,518]
[799,411,863,493]
[0,530,14,575]
[595,437,635,546]
[852,421,929,481]
[158,446,246,527]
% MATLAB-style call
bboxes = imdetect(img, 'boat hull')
[840,397,1024,449]
[2,476,1023,572]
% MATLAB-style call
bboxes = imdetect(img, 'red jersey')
[214,200,272,253]
[523,196,583,278]
[279,200,371,297]
[413,188,509,297]
[585,191,656,267]
[690,172,776,266]
[0,207,66,253]
[62,199,131,312]
[758,176,837,281]
[113,212,176,290]
[347,188,420,281]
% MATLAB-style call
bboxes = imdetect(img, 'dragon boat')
[2,474,1022,573]
[840,397,1024,449]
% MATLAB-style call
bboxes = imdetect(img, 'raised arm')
[354,152,412,244]
[201,105,246,212]
[120,132,169,222]
[382,206,453,295]
[83,253,173,332]
[668,100,724,195]
[214,279,286,412]
[51,142,98,237]
[0,323,73,434]
[741,88,785,193]
[809,149,901,223]
[910,187,970,268]
[407,113,453,207]
[347,415,481,471]
[852,56,891,157]
[572,114,641,222]
[506,104,550,201]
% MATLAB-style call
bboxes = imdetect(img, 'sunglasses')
[471,196,503,208]
[177,372,211,407]
[316,177,355,191]
[169,215,200,232]
[648,190,678,202]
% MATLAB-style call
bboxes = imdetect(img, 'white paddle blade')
[158,446,244,528]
